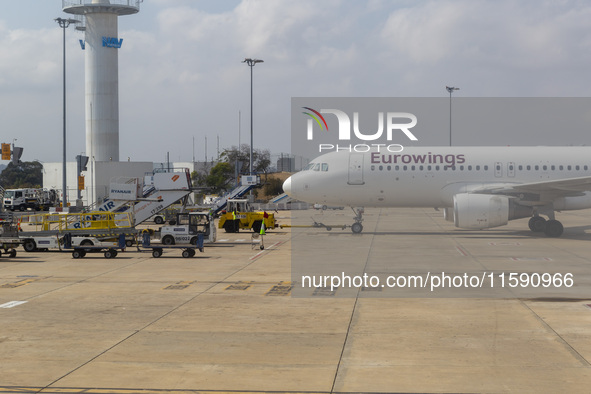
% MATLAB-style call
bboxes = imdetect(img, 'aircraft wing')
[473,176,591,199]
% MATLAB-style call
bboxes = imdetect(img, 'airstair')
[92,169,194,226]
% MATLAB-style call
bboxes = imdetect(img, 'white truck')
[3,188,58,211]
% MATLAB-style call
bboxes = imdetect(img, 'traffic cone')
[260,220,266,235]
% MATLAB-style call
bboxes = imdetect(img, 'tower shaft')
[85,11,119,162]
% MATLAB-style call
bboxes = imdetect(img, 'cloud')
[3,0,591,163]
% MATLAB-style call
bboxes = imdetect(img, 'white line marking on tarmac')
[0,301,27,309]
[455,246,468,256]
[249,241,284,260]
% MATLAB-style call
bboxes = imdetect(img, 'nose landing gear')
[351,207,364,234]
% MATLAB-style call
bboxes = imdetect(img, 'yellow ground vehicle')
[218,199,276,233]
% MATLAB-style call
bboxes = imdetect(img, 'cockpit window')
[303,163,314,171]
[321,163,328,171]
[312,163,320,171]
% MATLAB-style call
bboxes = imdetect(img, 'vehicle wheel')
[126,240,134,247]
[18,205,25,211]
[162,235,175,245]
[252,221,262,233]
[152,249,163,258]
[188,249,196,257]
[23,240,37,252]
[104,249,115,259]
[260,245,265,250]
[80,251,87,258]
[169,220,177,225]
[326,227,332,231]
[72,250,82,259]
[351,222,363,234]
[224,221,237,233]
[322,205,327,210]
[9,249,17,258]
[544,220,563,237]
[528,216,546,232]
[80,239,94,251]
[182,249,191,258]
[190,237,199,245]
[154,216,164,225]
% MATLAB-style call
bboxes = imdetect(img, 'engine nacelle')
[453,193,509,229]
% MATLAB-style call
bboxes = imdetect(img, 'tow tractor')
[158,211,216,245]
[218,199,276,233]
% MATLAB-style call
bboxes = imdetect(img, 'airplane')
[282,146,591,237]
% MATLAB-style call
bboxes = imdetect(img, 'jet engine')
[453,193,533,229]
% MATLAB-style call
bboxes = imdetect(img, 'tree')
[0,161,43,189]
[221,144,271,175]
[203,162,233,193]
[263,177,284,196]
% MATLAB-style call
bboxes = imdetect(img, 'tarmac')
[1,207,591,393]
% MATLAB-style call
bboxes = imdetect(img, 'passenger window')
[535,165,539,170]
[395,165,400,171]
[468,165,472,170]
[527,165,531,170]
[387,165,392,171]
[585,165,589,171]
[403,166,408,171]
[551,165,555,171]
[371,165,375,171]
[321,163,328,171]
[559,165,563,170]
[576,165,580,170]
[568,165,572,170]
[379,165,383,171]
[518,165,522,170]
[484,165,488,171]
[460,165,464,171]
[476,165,480,170]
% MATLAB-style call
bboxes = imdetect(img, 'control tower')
[63,0,141,162]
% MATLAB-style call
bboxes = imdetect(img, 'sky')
[1,0,591,165]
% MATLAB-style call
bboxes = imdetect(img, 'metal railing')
[63,0,143,8]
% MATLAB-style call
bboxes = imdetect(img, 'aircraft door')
[494,162,503,178]
[507,162,515,177]
[348,153,365,185]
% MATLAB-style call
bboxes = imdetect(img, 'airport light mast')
[446,86,459,146]
[55,17,79,207]
[242,58,264,175]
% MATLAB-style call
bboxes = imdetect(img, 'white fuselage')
[283,147,591,210]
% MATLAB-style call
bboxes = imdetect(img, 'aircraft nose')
[282,176,292,196]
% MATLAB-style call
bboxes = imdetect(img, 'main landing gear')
[350,207,364,234]
[528,214,564,238]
